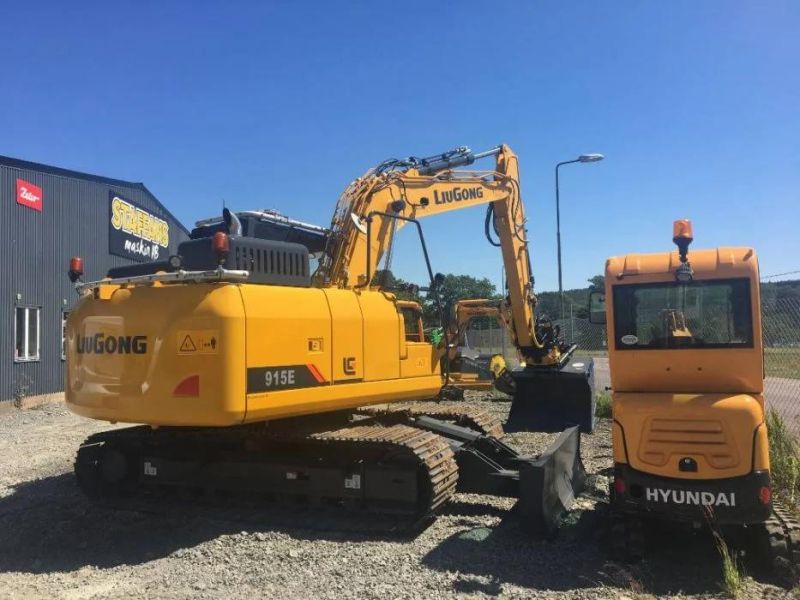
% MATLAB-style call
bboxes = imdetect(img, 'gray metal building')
[0,156,189,404]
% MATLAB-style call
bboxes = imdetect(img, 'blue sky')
[2,1,798,292]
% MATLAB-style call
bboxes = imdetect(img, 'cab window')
[612,278,753,350]
[400,306,424,342]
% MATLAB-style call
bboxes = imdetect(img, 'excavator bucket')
[516,425,587,536]
[505,356,596,434]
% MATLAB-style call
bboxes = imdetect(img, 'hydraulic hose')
[484,204,501,247]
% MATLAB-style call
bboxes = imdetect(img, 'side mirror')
[589,291,606,325]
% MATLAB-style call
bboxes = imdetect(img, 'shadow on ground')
[0,473,424,574]
[423,504,786,596]
[0,473,788,596]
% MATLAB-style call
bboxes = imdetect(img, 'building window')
[62,311,70,361]
[15,306,41,362]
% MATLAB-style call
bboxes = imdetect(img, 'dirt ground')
[0,394,793,599]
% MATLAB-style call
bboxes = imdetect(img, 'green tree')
[533,275,603,320]
[588,274,605,290]
[372,269,422,302]
[424,273,498,326]
[535,291,560,318]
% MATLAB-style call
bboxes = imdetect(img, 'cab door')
[323,289,364,383]
[397,301,440,378]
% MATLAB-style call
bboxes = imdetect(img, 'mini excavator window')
[612,278,753,350]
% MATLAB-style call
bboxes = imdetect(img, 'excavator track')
[74,421,459,522]
[310,423,459,513]
[358,402,504,438]
[756,502,800,585]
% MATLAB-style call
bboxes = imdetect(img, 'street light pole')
[555,153,605,320]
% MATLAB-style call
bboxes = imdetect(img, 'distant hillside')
[762,279,800,304]
[534,275,604,320]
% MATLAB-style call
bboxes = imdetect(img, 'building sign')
[109,192,170,262]
[16,179,43,212]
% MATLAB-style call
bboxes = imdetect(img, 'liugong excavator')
[65,144,591,533]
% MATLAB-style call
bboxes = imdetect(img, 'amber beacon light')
[212,232,230,265]
[68,256,84,283]
[672,219,694,282]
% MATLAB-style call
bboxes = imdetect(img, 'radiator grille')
[227,239,310,286]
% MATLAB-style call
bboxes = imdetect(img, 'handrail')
[75,267,249,293]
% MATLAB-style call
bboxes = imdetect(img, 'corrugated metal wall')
[0,159,189,403]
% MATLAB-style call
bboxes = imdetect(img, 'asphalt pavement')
[590,356,800,425]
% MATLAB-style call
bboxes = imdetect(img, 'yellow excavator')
[65,144,590,533]
[444,299,514,390]
[590,220,799,577]
[443,299,574,424]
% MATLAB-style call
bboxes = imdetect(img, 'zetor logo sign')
[109,192,170,262]
[16,179,43,212]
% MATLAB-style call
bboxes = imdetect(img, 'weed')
[711,526,745,597]
[12,376,32,409]
[767,409,800,504]
[596,391,613,418]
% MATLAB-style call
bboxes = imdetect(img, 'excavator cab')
[445,299,513,390]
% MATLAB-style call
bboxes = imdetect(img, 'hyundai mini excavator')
[65,144,589,533]
[590,220,799,577]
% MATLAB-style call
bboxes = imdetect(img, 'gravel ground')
[0,394,792,599]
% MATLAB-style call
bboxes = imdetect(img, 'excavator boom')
[314,144,595,432]
[316,145,556,366]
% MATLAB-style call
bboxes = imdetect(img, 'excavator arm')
[315,145,560,366]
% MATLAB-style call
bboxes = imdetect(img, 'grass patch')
[713,529,745,597]
[578,350,609,358]
[764,347,800,379]
[595,391,612,418]
[767,409,800,504]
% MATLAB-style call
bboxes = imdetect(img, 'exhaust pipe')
[223,208,243,237]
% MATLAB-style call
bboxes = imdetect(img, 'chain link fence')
[761,296,800,434]
[553,296,800,434]
[461,326,520,369]
[461,298,798,393]
[461,296,800,432]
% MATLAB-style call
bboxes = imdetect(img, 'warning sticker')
[177,330,219,354]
